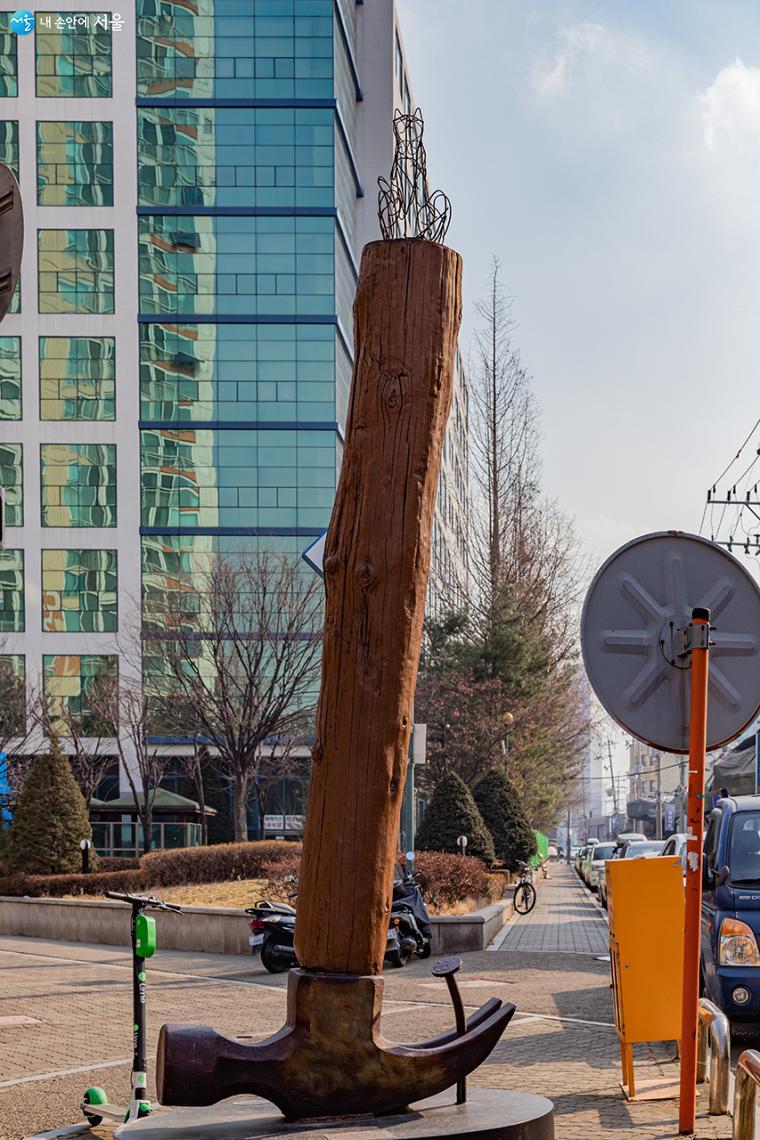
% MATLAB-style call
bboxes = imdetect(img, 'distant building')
[627,738,686,837]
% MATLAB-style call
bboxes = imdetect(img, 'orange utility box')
[607,855,684,1099]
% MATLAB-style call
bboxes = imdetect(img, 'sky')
[396,0,760,791]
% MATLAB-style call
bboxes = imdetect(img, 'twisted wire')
[378,109,452,244]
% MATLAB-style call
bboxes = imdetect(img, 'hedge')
[0,841,302,899]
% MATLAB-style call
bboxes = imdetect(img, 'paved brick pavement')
[0,871,739,1140]
[489,864,610,955]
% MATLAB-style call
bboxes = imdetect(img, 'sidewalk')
[489,864,609,955]
[0,869,736,1140]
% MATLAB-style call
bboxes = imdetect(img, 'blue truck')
[701,796,760,1024]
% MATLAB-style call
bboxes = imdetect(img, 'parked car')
[586,842,617,892]
[661,832,687,875]
[701,796,760,1026]
[576,839,599,879]
[598,836,651,908]
[619,839,666,861]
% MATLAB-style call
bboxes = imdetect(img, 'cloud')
[699,59,760,151]
[531,23,634,97]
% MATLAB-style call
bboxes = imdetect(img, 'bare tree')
[146,549,323,842]
[41,670,116,809]
[0,651,43,797]
[89,671,168,857]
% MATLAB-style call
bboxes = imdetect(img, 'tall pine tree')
[473,768,536,871]
[416,772,495,866]
[6,737,95,874]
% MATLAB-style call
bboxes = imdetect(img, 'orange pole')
[678,607,710,1135]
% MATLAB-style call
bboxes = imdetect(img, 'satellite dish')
[581,531,760,753]
[0,164,23,326]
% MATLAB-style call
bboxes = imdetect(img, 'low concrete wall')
[0,897,251,956]
[0,895,514,956]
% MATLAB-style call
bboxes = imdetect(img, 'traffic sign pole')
[678,607,710,1136]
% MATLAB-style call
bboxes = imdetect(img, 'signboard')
[664,803,676,833]
[285,815,305,832]
[263,814,284,832]
[302,531,327,578]
[0,750,10,828]
[412,722,427,764]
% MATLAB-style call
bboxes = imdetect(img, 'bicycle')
[513,862,537,914]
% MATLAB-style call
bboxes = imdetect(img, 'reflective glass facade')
[0,337,21,420]
[136,0,357,636]
[35,14,112,98]
[0,121,19,177]
[38,229,115,314]
[43,654,118,733]
[137,0,333,101]
[0,27,17,97]
[138,215,335,318]
[40,443,117,527]
[0,443,22,525]
[40,336,116,421]
[42,549,118,632]
[0,549,24,633]
[140,323,336,423]
[141,428,336,530]
[37,121,114,207]
[137,107,334,209]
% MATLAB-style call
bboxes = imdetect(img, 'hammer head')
[158,970,514,1119]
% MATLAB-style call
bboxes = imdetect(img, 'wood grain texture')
[294,238,462,975]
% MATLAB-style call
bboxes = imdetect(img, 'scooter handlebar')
[105,890,183,914]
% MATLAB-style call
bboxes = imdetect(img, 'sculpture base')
[116,1089,554,1140]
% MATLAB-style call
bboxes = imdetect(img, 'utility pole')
[606,739,619,835]
[655,750,663,840]
[566,806,571,864]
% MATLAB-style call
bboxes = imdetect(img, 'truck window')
[729,812,760,884]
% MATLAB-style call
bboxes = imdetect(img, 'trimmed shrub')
[413,851,493,910]
[416,773,495,865]
[98,856,141,873]
[6,738,97,875]
[140,840,301,888]
[0,868,142,898]
[473,769,537,872]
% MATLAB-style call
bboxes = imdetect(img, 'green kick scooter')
[82,891,182,1126]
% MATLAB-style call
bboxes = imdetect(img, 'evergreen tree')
[473,768,536,871]
[6,737,96,874]
[416,772,495,865]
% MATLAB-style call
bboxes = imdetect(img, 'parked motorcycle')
[388,864,432,967]
[247,866,432,972]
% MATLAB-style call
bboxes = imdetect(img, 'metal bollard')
[696,998,730,1115]
[733,1050,760,1140]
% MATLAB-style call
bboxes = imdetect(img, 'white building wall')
[1,2,139,783]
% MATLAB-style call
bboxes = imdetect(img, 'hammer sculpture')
[158,111,515,1120]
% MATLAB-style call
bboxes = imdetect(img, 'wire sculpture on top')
[378,109,452,244]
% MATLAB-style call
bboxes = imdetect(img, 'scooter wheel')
[387,948,409,968]
[260,934,291,974]
[418,942,432,959]
[83,1086,108,1126]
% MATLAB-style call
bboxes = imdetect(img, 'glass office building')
[0,0,468,802]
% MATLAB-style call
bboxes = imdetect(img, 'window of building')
[38,229,114,314]
[136,2,333,101]
[37,121,114,206]
[35,14,112,98]
[43,654,118,734]
[136,106,334,210]
[0,443,22,525]
[395,32,403,94]
[8,283,19,315]
[42,549,117,632]
[138,215,333,318]
[140,322,335,423]
[40,443,116,527]
[39,336,115,420]
[0,338,21,420]
[0,28,18,97]
[0,121,19,177]
[0,549,24,632]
